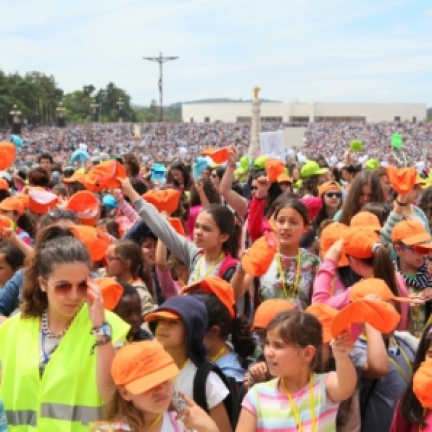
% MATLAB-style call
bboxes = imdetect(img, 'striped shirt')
[242,373,339,432]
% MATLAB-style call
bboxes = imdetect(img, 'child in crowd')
[111,282,153,342]
[145,296,233,432]
[92,340,218,432]
[237,309,356,432]
[183,276,255,383]
[391,322,432,431]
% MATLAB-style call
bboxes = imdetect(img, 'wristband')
[396,200,407,207]
[90,322,112,338]
[90,336,112,355]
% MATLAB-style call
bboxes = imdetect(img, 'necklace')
[281,374,316,432]
[41,308,77,339]
[276,250,301,298]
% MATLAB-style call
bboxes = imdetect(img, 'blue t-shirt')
[215,352,245,383]
[0,398,8,432]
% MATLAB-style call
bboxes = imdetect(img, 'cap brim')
[125,362,179,394]
[145,309,182,323]
[402,233,432,246]
[413,243,432,254]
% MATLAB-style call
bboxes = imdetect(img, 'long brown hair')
[339,171,384,225]
[21,226,91,318]
[91,390,147,432]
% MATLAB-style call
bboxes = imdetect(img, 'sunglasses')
[325,192,342,198]
[250,186,258,191]
[48,280,88,296]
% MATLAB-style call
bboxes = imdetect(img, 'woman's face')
[171,169,184,185]
[193,211,227,251]
[120,379,173,414]
[0,253,16,287]
[380,175,392,197]
[39,262,89,318]
[292,168,300,181]
[210,171,220,189]
[279,182,292,193]
[323,190,342,210]
[358,184,372,207]
[274,207,307,249]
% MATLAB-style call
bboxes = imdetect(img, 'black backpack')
[193,360,240,429]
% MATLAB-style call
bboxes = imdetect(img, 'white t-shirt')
[94,412,182,431]
[175,360,229,410]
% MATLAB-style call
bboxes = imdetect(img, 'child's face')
[105,245,126,277]
[395,244,426,270]
[264,327,314,379]
[114,293,143,338]
[120,379,173,413]
[274,207,307,249]
[142,237,156,267]
[193,211,228,251]
[155,318,186,349]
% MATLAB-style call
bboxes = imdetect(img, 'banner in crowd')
[259,131,285,160]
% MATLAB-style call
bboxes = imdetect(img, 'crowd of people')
[0,121,432,431]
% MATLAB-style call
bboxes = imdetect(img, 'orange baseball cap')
[331,299,400,339]
[206,147,229,164]
[96,277,124,311]
[386,166,417,195]
[413,359,432,409]
[111,341,179,394]
[0,197,24,215]
[84,160,126,192]
[0,178,9,191]
[241,232,278,277]
[182,276,235,318]
[143,189,181,215]
[66,191,100,226]
[320,222,349,267]
[277,173,293,184]
[318,182,341,197]
[350,211,382,232]
[201,147,217,156]
[0,215,14,230]
[168,217,186,236]
[70,225,111,263]
[342,228,381,259]
[306,304,338,343]
[145,309,182,323]
[252,299,294,330]
[391,220,432,246]
[0,142,16,171]
[265,159,286,183]
[349,278,413,304]
[13,194,30,210]
[62,171,86,184]
[28,189,59,214]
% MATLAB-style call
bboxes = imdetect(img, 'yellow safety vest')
[0,304,129,432]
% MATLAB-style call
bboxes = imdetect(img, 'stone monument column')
[248,86,261,160]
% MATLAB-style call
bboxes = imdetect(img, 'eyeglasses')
[47,280,88,296]
[325,192,342,198]
[250,186,258,191]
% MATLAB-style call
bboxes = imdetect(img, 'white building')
[182,100,427,123]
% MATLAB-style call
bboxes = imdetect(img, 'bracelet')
[90,322,112,338]
[396,200,407,207]
[90,336,112,355]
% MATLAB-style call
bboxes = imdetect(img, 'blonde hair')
[90,389,146,431]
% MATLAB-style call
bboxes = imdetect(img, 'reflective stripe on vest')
[41,403,103,425]
[6,410,37,426]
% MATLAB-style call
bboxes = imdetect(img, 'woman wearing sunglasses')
[313,182,343,231]
[0,226,129,431]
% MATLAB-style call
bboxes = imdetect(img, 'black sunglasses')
[325,192,342,198]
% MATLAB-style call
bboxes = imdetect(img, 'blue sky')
[1,0,431,106]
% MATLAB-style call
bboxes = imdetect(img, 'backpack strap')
[218,255,238,281]
[192,360,215,413]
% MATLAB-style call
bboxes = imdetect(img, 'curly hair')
[189,178,220,207]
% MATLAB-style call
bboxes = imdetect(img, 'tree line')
[0,70,181,126]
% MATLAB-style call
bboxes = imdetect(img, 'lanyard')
[277,250,301,298]
[193,252,225,282]
[147,414,162,430]
[281,375,316,432]
[389,337,413,384]
[211,346,227,362]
